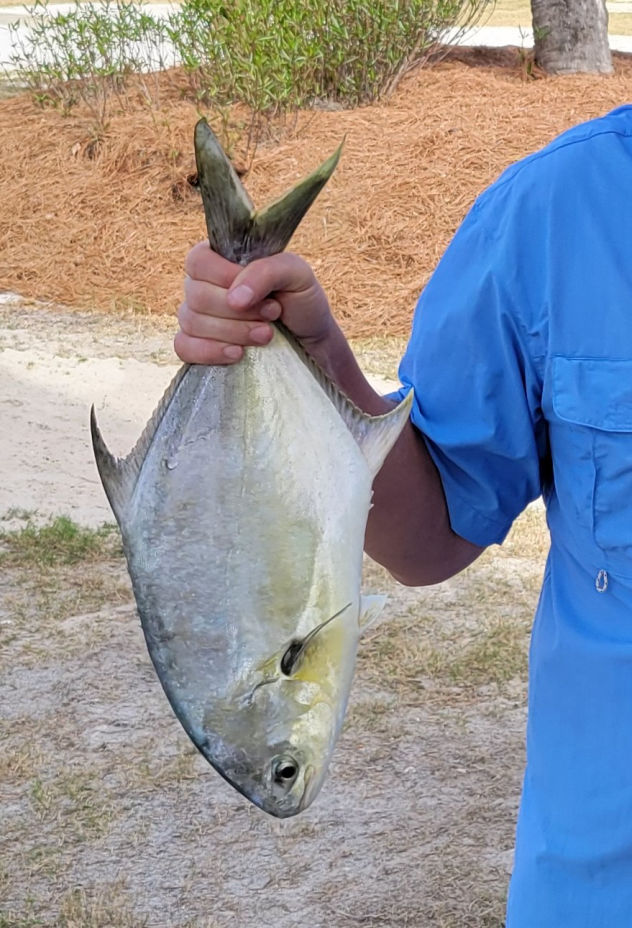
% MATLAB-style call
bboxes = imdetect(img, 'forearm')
[305,321,484,586]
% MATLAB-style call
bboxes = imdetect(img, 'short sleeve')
[389,179,548,547]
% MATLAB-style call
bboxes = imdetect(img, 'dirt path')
[0,295,399,527]
[0,298,546,927]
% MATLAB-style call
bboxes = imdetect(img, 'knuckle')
[173,330,193,362]
[184,241,208,278]
[174,332,228,366]
[185,242,241,289]
[242,256,274,289]
[247,251,310,295]
[281,251,312,283]
[183,277,208,314]
[177,301,194,333]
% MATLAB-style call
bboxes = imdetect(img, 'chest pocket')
[552,356,632,574]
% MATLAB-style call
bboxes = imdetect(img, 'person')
[174,104,632,927]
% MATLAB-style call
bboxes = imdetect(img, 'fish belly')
[120,331,372,744]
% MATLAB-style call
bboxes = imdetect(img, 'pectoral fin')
[280,602,351,677]
[359,594,387,632]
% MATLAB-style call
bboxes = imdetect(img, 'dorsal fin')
[278,323,413,477]
[337,388,413,477]
[90,364,190,524]
[194,118,342,265]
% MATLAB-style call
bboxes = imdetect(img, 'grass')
[2,0,630,43]
[0,920,44,928]
[29,771,115,840]
[124,744,203,791]
[484,0,536,28]
[0,515,132,672]
[0,919,44,928]
[359,505,547,700]
[0,508,542,925]
[0,886,151,928]
[609,12,632,33]
[0,516,121,568]
[57,886,148,928]
[444,617,528,683]
[0,740,44,781]
[360,608,530,696]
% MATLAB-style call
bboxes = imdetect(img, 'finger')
[185,241,241,288]
[184,278,282,324]
[227,253,314,310]
[174,331,244,365]
[185,277,257,321]
[178,302,274,346]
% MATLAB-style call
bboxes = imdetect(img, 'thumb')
[226,253,316,310]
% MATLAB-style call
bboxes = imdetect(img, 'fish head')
[203,671,348,818]
[201,607,358,817]
[200,679,337,818]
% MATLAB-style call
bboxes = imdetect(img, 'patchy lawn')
[1,504,547,927]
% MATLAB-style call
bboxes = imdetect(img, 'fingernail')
[249,324,271,344]
[223,345,243,360]
[228,284,255,309]
[260,300,280,321]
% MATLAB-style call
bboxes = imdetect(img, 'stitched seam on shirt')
[467,185,548,387]
[462,210,547,391]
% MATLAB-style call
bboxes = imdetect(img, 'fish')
[90,119,413,818]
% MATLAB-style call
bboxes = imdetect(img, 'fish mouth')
[191,727,323,818]
[298,764,317,812]
[243,761,319,819]
[196,743,317,818]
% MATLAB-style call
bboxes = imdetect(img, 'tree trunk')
[531,0,613,73]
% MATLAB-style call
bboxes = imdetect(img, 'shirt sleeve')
[388,179,548,547]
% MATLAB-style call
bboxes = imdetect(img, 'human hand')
[174,242,334,366]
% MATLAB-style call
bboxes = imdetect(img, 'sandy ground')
[0,293,399,527]
[0,294,177,525]
[0,294,547,928]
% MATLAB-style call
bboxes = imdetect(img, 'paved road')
[2,6,632,71]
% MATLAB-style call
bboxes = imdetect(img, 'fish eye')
[271,754,299,787]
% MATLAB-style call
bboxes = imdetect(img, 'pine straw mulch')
[2,47,632,339]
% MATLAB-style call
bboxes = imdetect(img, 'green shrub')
[7,0,490,144]
[166,0,489,108]
[7,0,169,128]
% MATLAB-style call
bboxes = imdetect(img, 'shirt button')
[595,569,609,593]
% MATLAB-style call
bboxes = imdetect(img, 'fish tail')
[194,119,342,266]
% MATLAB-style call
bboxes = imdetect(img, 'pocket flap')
[552,357,632,431]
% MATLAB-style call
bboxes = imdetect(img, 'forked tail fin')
[194,119,342,265]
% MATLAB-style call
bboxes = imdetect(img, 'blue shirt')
[390,105,632,927]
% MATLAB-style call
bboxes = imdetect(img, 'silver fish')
[91,120,412,817]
